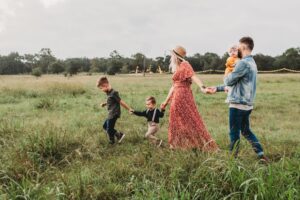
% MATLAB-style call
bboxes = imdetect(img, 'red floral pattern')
[168,61,219,151]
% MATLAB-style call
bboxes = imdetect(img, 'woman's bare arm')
[161,86,174,109]
[191,75,206,93]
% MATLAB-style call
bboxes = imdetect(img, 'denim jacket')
[217,55,257,106]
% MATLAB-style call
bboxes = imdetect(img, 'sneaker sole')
[158,140,163,147]
[118,134,125,143]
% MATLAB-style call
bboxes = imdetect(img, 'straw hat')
[172,45,186,60]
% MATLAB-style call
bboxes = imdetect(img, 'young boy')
[131,96,164,147]
[97,76,133,145]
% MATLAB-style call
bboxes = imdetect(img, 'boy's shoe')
[117,132,126,143]
[259,155,269,164]
[109,140,115,145]
[157,139,163,147]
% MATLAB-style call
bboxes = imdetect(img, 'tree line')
[0,47,299,76]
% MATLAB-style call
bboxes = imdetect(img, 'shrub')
[32,68,42,77]
[35,98,56,110]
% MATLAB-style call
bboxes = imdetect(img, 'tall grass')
[0,74,299,199]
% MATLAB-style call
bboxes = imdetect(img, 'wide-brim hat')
[172,45,186,60]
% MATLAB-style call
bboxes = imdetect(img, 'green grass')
[0,74,299,199]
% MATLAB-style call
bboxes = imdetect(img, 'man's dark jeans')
[229,108,264,157]
[103,117,121,143]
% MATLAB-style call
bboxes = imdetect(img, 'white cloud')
[39,0,66,8]
[0,0,17,32]
[0,0,299,57]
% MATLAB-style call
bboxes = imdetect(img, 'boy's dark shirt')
[106,89,121,119]
[133,108,164,123]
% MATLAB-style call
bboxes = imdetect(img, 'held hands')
[205,87,217,94]
[160,101,168,110]
[129,108,134,114]
[200,86,207,94]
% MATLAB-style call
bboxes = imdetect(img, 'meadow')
[0,73,299,200]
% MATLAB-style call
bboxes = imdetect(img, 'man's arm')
[216,85,225,92]
[224,61,249,86]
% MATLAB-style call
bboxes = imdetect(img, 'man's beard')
[238,49,243,59]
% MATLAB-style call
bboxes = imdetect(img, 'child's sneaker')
[109,140,115,145]
[157,139,163,147]
[117,132,125,143]
[259,155,269,164]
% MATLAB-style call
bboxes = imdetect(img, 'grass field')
[0,74,299,200]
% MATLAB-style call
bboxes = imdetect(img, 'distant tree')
[0,52,28,74]
[106,50,124,75]
[131,53,145,72]
[164,55,171,72]
[49,61,65,74]
[36,48,56,73]
[65,58,82,75]
[220,53,229,70]
[273,48,300,70]
[186,53,205,71]
[79,57,91,72]
[202,52,221,70]
[1,47,300,75]
[90,58,108,72]
[254,54,275,71]
[24,54,38,72]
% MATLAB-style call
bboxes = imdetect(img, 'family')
[97,36,268,162]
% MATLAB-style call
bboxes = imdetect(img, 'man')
[208,37,268,162]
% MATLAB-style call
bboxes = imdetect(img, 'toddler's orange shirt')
[225,57,239,75]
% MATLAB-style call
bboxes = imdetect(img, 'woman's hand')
[205,87,217,94]
[200,86,207,94]
[160,101,168,110]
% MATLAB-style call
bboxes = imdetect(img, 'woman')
[161,46,218,151]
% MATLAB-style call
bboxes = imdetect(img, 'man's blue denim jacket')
[217,55,257,106]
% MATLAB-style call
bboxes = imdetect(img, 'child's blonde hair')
[228,45,238,54]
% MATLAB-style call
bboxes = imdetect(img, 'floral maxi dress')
[168,61,219,151]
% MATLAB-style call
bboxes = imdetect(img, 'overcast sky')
[0,0,299,58]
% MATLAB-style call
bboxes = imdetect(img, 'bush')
[35,98,56,110]
[32,68,42,77]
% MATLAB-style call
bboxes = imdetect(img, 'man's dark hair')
[239,36,254,51]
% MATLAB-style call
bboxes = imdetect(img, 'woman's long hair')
[169,53,184,73]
